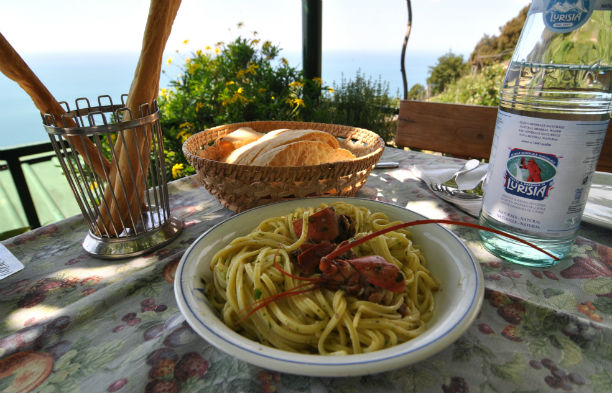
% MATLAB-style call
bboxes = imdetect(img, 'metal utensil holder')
[42,94,182,258]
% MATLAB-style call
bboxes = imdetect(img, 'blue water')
[0,50,442,149]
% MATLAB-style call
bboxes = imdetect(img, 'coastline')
[0,49,446,149]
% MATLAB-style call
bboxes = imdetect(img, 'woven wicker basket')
[182,121,385,212]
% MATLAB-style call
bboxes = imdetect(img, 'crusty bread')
[251,140,335,166]
[216,127,263,160]
[328,148,356,162]
[220,128,356,167]
[225,129,340,165]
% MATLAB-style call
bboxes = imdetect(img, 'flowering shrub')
[158,35,314,179]
[158,30,398,180]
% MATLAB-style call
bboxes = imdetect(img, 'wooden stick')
[96,0,182,235]
[0,32,111,178]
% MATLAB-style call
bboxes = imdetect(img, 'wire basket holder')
[42,94,182,258]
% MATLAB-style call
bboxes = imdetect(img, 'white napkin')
[408,160,488,218]
[409,162,465,186]
[409,160,488,191]
[455,164,488,190]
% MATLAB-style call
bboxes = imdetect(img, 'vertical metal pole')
[5,156,40,228]
[401,0,413,100]
[302,0,322,99]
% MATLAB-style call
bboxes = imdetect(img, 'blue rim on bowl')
[174,197,484,377]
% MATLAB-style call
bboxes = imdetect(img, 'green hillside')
[409,5,529,106]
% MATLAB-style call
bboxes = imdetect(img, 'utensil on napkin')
[410,159,488,217]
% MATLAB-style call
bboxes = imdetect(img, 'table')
[1,148,610,393]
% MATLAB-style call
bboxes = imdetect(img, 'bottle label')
[544,0,594,32]
[530,0,612,32]
[482,110,608,234]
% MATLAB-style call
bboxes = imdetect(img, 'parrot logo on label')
[504,149,557,200]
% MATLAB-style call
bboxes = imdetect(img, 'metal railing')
[0,141,58,229]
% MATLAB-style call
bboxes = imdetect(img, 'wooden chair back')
[395,100,612,172]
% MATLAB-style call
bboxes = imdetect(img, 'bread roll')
[251,140,338,166]
[217,127,263,160]
[225,129,339,164]
[328,148,356,162]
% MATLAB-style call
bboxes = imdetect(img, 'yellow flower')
[215,47,220,54]
[167,57,173,64]
[236,87,244,94]
[179,121,191,129]
[196,49,202,56]
[195,102,204,112]
[225,81,235,86]
[293,98,305,108]
[171,163,184,179]
[89,181,98,191]
[312,77,322,86]
[177,129,192,142]
[289,81,303,88]
[160,88,167,97]
[205,45,212,51]
[183,39,189,45]
[328,87,335,93]
[247,63,259,74]
[185,58,191,64]
[281,58,289,65]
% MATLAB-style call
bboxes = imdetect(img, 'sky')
[0,0,532,56]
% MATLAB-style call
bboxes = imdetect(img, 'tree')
[407,83,426,100]
[426,52,468,96]
[469,5,528,67]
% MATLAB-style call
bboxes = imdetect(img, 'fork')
[428,182,483,199]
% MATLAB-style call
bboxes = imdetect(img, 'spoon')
[454,159,480,178]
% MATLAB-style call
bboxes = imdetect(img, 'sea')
[0,50,447,149]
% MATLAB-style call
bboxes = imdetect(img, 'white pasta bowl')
[174,197,484,377]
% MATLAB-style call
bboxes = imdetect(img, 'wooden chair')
[395,100,612,172]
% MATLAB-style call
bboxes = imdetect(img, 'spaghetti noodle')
[205,201,440,355]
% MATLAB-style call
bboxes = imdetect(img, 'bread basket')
[182,121,385,212]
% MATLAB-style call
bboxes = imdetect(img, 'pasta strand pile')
[206,202,440,355]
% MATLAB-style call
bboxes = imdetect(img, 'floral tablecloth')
[1,148,610,393]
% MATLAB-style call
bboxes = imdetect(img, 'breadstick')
[0,32,111,178]
[96,0,182,235]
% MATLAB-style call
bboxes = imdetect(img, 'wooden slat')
[396,100,612,172]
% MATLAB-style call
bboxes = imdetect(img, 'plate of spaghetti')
[174,197,484,377]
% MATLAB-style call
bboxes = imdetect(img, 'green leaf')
[557,335,583,367]
[528,336,550,356]
[451,337,473,362]
[542,288,564,298]
[592,297,612,314]
[584,278,612,296]
[489,352,525,383]
[590,368,612,393]
[412,367,439,389]
[545,292,577,313]
[525,280,542,296]
[75,339,124,376]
